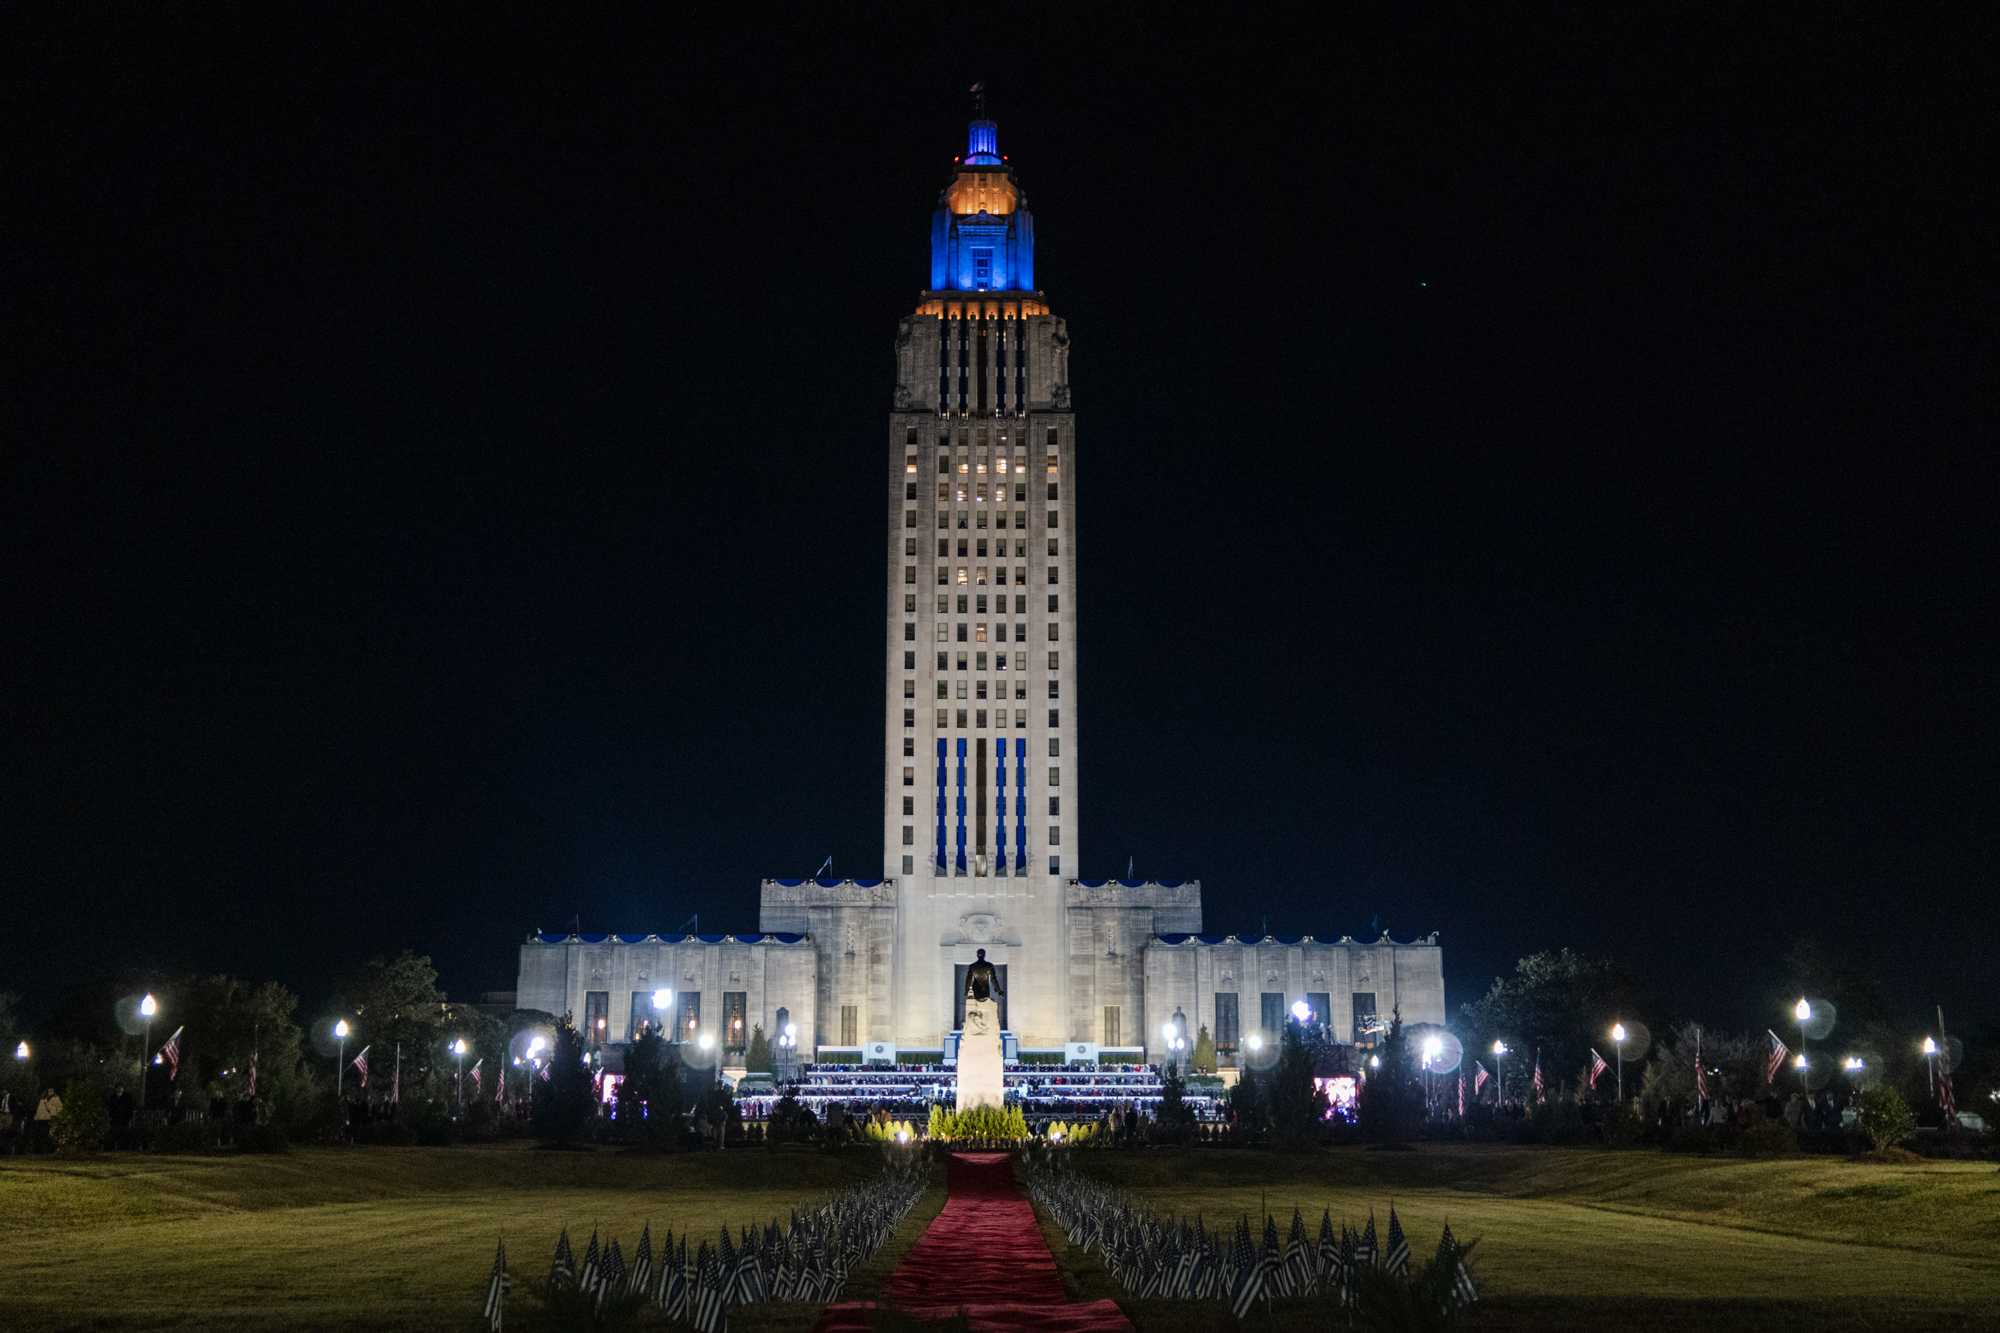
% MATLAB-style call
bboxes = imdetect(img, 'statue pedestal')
[956,998,1004,1111]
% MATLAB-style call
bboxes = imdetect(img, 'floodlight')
[14,1041,28,1061]
[1794,998,1811,1022]
[785,1023,798,1040]
[334,1019,350,1039]
[1492,1041,1509,1056]
[653,988,674,1009]
[140,993,159,1018]
[1291,1000,1310,1022]
[1794,1054,1808,1069]
[528,1035,546,1055]
[1422,1035,1443,1061]
[1245,1034,1263,1052]
[697,1032,715,1052]
[1923,1036,1938,1055]
[452,1038,468,1056]
[1611,1023,1627,1044]
[1368,1055,1381,1069]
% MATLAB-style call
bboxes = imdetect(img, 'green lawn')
[0,1143,940,1332]
[1054,1146,2000,1331]
[5,1143,1997,1331]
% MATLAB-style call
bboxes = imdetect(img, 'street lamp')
[136,992,160,1111]
[696,1030,718,1090]
[14,1040,28,1062]
[1611,1023,1627,1102]
[1291,999,1311,1024]
[334,1019,351,1097]
[1794,999,1811,1086]
[1368,1054,1380,1070]
[1245,1033,1263,1055]
[451,1038,469,1108]
[1422,1035,1443,1117]
[1922,1036,1938,1095]
[1492,1040,1510,1106]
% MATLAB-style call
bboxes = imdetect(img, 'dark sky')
[8,9,1994,1032]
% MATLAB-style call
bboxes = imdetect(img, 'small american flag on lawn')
[482,1239,510,1331]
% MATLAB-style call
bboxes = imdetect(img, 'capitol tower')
[876,112,1080,1047]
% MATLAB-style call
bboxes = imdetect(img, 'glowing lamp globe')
[140,993,159,1018]
[1290,1000,1310,1022]
[1794,998,1811,1022]
[1245,1034,1263,1053]
[1422,1035,1443,1061]
[334,1019,350,1039]
[452,1038,468,1056]
[653,988,673,1009]
[784,1023,798,1040]
[528,1036,546,1056]
[697,1032,715,1052]
[1923,1036,1938,1055]
[1492,1040,1509,1056]
[14,1041,28,1061]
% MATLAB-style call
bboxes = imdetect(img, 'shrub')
[1602,1101,1646,1148]
[49,1083,109,1156]
[1856,1086,1917,1152]
[863,1115,918,1144]
[928,1103,1029,1142]
[235,1122,291,1153]
[1737,1117,1795,1156]
[1527,1099,1587,1145]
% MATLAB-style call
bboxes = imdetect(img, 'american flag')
[1473,1061,1489,1097]
[1356,1212,1376,1269]
[549,1228,576,1291]
[1384,1206,1411,1276]
[482,1239,510,1331]
[1765,1030,1789,1085]
[1531,1051,1545,1103]
[159,1027,184,1080]
[1457,1073,1466,1117]
[631,1223,653,1297]
[352,1045,371,1089]
[538,1061,552,1082]
[1693,1031,1709,1103]
[469,1059,483,1094]
[1438,1223,1479,1307]
[1588,1049,1607,1090]
[246,1050,258,1097]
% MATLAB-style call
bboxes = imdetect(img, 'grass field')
[1054,1146,2000,1331]
[4,1143,1997,1330]
[0,1143,942,1332]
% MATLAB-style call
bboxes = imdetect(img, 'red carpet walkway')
[816,1151,1131,1331]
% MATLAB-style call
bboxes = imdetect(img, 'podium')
[955,997,1005,1111]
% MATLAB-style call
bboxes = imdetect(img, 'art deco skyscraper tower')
[882,115,1078,1045]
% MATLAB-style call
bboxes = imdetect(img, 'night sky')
[9,10,1994,1031]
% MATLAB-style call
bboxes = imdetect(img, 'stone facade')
[511,114,1449,1058]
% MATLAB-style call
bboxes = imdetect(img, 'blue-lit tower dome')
[929,118,1036,292]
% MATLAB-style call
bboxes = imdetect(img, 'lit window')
[1050,767,1060,786]
[996,457,1009,474]
[976,460,987,475]
[1046,453,1058,475]
[902,766,914,786]
[906,457,918,475]
[958,459,969,475]
[956,568,968,586]
[975,624,987,642]
[1049,738,1060,756]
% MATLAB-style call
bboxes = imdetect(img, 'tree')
[1152,1063,1196,1143]
[1270,1018,1329,1142]
[1358,1016,1425,1142]
[331,952,453,1102]
[1191,1024,1216,1074]
[1229,1065,1270,1138]
[744,1024,772,1073]
[617,1026,684,1148]
[1639,1023,1767,1120]
[1458,949,1642,1103]
[532,1016,592,1146]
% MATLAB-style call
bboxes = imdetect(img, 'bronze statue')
[964,948,1004,1002]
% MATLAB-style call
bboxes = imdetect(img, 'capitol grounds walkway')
[816,1151,1132,1332]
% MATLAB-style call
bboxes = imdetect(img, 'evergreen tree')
[1191,1024,1216,1074]
[532,1015,592,1146]
[1358,1014,1425,1142]
[617,1025,684,1148]
[1270,1017,1330,1142]
[1228,1065,1270,1138]
[745,1024,772,1073]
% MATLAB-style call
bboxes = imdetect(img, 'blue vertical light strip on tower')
[994,737,1007,871]
[935,738,948,872]
[955,739,969,874]
[1014,737,1028,872]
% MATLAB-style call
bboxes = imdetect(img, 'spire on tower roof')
[964,82,1001,165]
